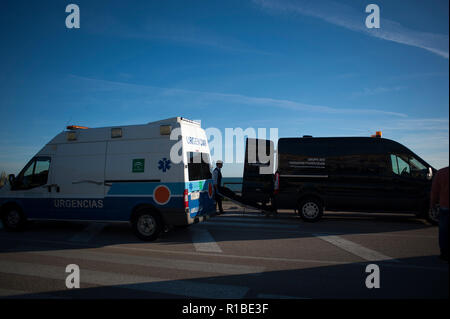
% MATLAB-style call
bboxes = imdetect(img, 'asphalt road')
[0,202,448,299]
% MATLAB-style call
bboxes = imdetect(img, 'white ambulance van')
[0,117,216,240]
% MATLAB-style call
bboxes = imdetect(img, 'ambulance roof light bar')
[66,125,89,130]
[371,131,382,138]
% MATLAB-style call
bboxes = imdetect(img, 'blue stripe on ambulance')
[2,180,215,222]
[106,180,215,219]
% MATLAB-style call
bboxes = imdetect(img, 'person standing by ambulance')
[431,166,449,262]
[213,160,224,215]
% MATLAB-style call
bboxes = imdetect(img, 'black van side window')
[390,154,410,176]
[328,154,388,175]
[13,157,51,190]
[363,154,389,175]
[409,156,427,179]
[391,154,399,174]
[391,154,427,179]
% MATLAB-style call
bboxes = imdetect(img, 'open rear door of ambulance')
[241,138,274,205]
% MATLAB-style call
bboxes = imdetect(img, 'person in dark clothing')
[431,166,449,261]
[213,160,224,215]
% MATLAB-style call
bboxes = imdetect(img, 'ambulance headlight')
[160,125,172,135]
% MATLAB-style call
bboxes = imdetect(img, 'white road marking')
[32,250,264,275]
[314,234,398,262]
[114,245,350,265]
[1,236,346,265]
[0,260,248,299]
[257,293,310,299]
[68,223,106,243]
[3,237,445,271]
[190,228,223,253]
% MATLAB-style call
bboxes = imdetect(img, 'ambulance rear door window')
[187,152,212,181]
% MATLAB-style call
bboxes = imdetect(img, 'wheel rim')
[137,214,156,236]
[7,210,21,227]
[302,202,319,219]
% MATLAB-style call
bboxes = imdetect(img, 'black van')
[241,136,437,223]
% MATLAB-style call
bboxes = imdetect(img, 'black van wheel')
[425,206,439,225]
[1,206,27,231]
[131,209,163,241]
[299,198,323,222]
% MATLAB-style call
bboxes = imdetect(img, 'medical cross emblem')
[158,158,171,172]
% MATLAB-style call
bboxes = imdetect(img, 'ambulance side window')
[33,158,51,186]
[14,157,51,190]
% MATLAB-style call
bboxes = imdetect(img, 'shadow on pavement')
[0,207,437,254]
[1,255,447,299]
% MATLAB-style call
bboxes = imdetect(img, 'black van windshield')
[187,152,212,181]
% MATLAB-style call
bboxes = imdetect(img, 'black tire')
[298,198,323,222]
[1,205,27,231]
[425,206,439,226]
[131,208,163,241]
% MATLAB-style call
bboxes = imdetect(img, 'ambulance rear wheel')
[1,206,27,231]
[132,209,162,241]
[298,198,323,222]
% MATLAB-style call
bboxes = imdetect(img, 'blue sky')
[0,0,448,177]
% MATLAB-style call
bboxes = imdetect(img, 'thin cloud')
[381,118,449,132]
[85,13,271,55]
[351,85,406,98]
[253,0,449,59]
[69,75,407,118]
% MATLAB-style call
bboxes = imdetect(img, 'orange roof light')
[371,131,382,138]
[66,125,89,130]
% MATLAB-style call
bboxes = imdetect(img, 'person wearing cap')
[213,160,224,215]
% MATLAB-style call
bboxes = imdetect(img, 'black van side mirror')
[426,167,433,180]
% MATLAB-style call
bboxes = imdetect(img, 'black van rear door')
[241,138,274,204]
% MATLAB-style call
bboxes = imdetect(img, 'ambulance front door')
[10,156,54,219]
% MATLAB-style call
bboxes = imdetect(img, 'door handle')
[42,184,60,192]
[72,180,103,186]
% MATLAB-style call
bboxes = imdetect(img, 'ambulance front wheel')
[131,209,163,241]
[1,205,27,231]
